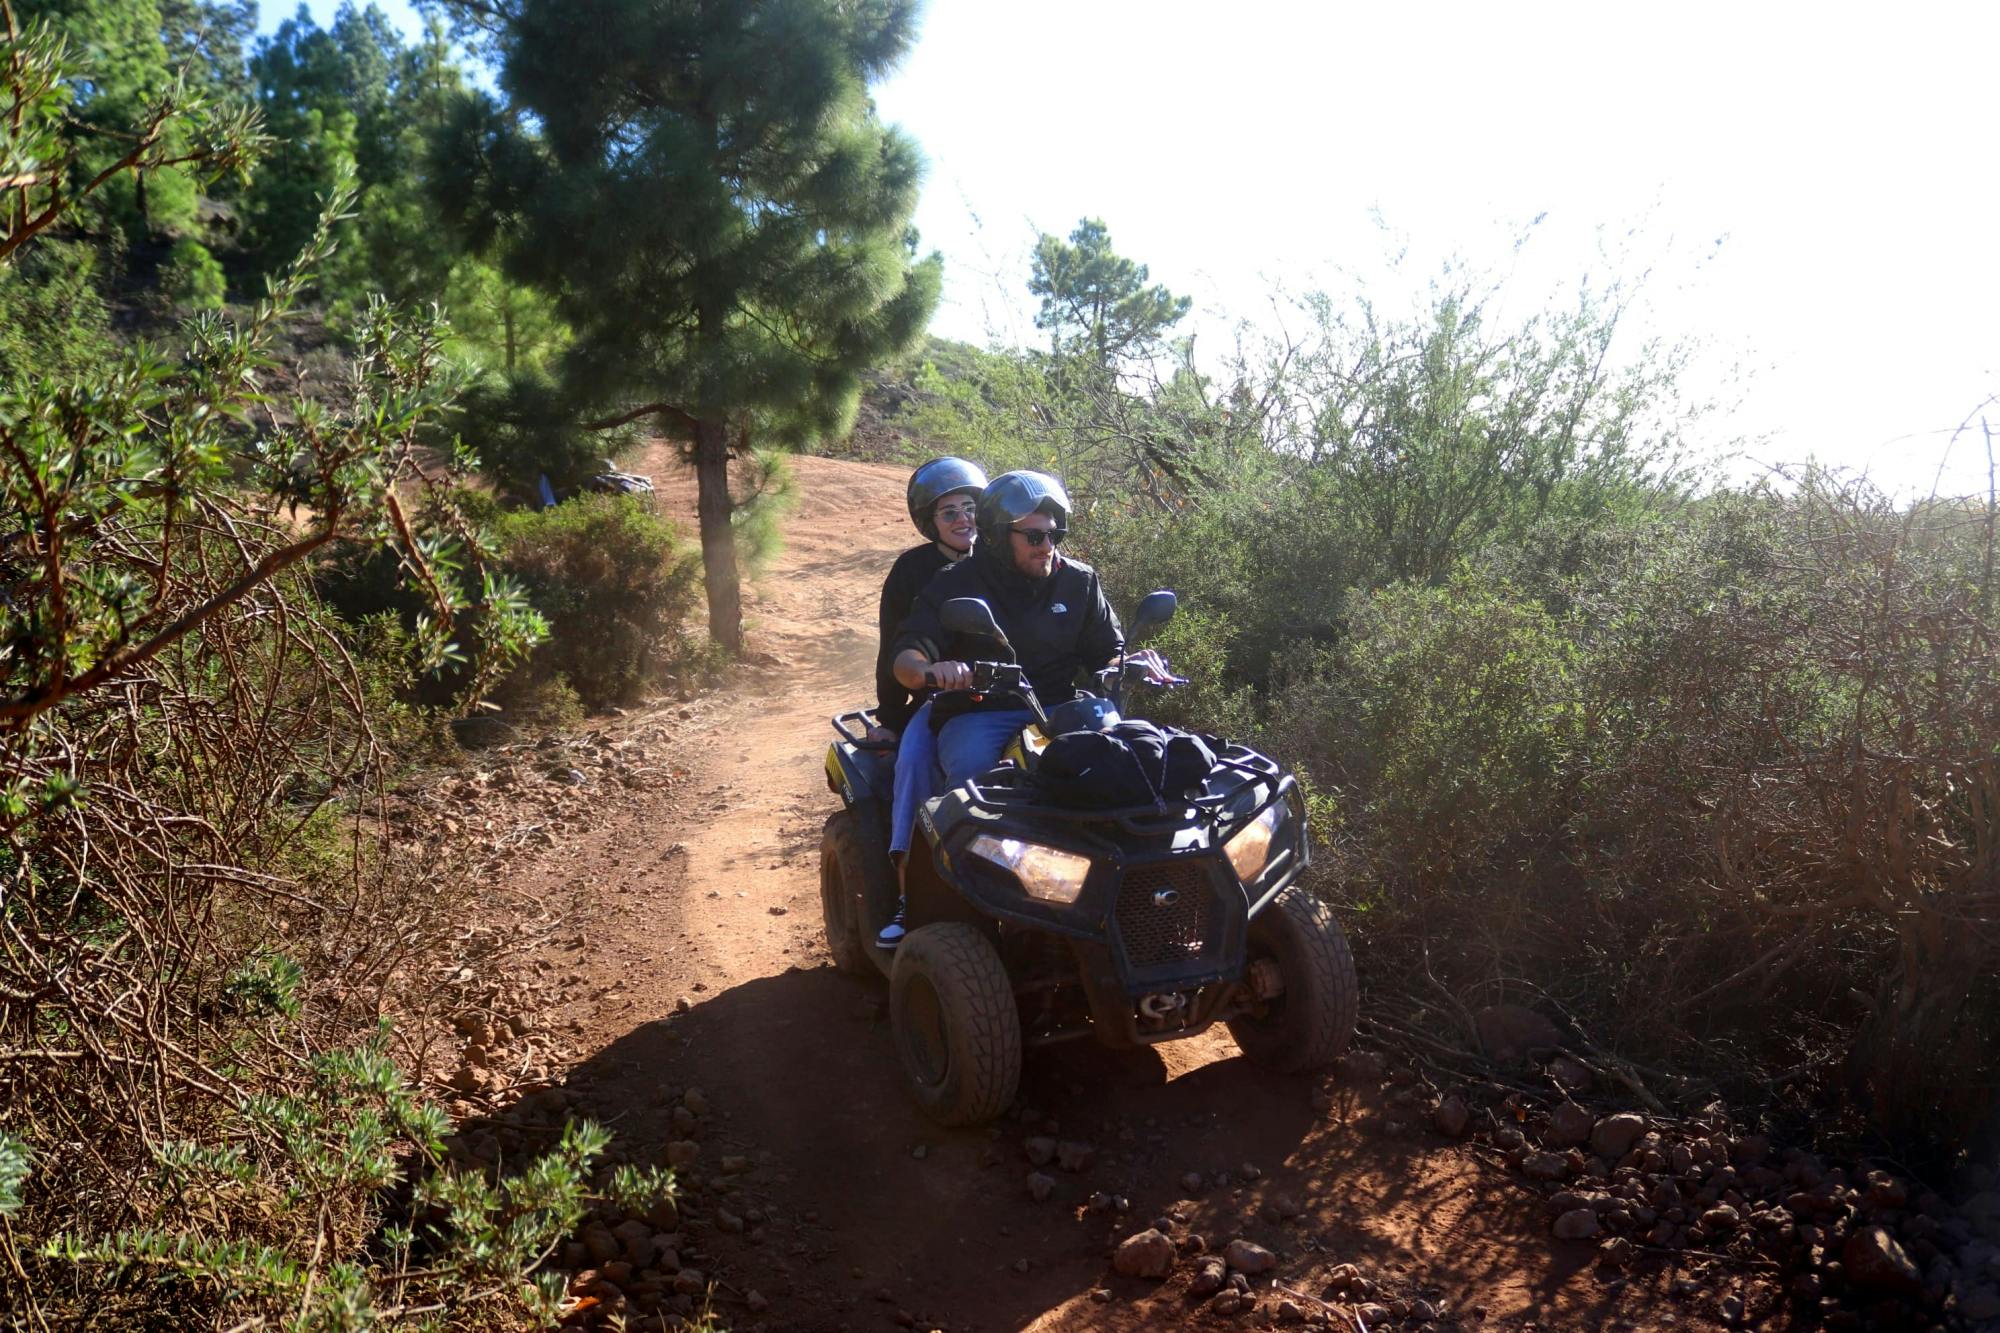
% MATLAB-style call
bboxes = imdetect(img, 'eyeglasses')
[1010,525,1067,547]
[934,503,977,522]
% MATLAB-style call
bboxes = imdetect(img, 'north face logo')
[1050,602,1068,613]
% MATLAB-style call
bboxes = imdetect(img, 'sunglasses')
[1010,525,1067,547]
[935,503,977,521]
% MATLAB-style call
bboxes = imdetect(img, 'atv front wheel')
[890,923,1021,1125]
[819,811,877,978]
[1226,885,1358,1072]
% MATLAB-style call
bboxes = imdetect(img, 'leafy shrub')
[161,235,226,310]
[0,1133,28,1217]
[1252,478,2000,1157]
[1294,571,1581,885]
[0,37,562,1320]
[498,493,703,707]
[0,239,115,382]
[40,1035,673,1329]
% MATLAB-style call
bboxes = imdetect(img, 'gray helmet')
[977,470,1070,550]
[906,457,988,540]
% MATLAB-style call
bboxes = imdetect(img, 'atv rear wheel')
[819,811,877,978]
[890,923,1021,1125]
[1226,885,1357,1073]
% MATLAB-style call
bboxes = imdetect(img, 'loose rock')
[1548,1102,1595,1148]
[1590,1113,1647,1159]
[1522,1150,1571,1182]
[1553,1208,1602,1241]
[1843,1225,1922,1296]
[1434,1095,1471,1138]
[583,1224,620,1265]
[1023,1136,1057,1167]
[1056,1140,1095,1173]
[1222,1238,1277,1274]
[612,1218,656,1268]
[1026,1171,1055,1202]
[1473,1004,1560,1062]
[1112,1228,1177,1280]
[1190,1256,1228,1296]
[1338,1050,1386,1083]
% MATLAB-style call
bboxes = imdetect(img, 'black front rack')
[958,745,1287,836]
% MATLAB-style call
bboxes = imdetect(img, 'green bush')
[42,1034,673,1329]
[0,240,116,383]
[161,236,227,310]
[1290,570,1582,885]
[498,493,702,707]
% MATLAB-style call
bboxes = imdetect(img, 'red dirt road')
[499,453,1712,1332]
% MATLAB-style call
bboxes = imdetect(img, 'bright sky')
[265,1,2000,497]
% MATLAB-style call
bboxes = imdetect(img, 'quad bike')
[820,592,1357,1125]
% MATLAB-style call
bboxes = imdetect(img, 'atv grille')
[1115,861,1214,969]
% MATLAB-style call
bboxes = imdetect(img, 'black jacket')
[875,543,954,732]
[894,547,1124,727]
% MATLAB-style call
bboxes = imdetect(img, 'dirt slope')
[489,453,1716,1333]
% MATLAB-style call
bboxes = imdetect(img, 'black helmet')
[906,457,988,540]
[977,470,1070,550]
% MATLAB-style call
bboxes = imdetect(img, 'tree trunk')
[693,416,742,653]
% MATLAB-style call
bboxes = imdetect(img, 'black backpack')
[1033,719,1218,811]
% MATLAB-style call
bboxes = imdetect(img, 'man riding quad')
[820,468,1356,1124]
[882,471,1168,933]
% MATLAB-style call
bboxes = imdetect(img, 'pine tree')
[437,0,940,651]
[14,0,201,234]
[1030,218,1190,374]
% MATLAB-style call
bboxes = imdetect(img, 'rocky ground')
[396,452,2000,1333]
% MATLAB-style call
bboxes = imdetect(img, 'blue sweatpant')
[937,708,1037,788]
[888,701,938,856]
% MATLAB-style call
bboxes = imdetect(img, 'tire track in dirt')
[499,453,1713,1332]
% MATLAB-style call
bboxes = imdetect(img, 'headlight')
[1224,801,1286,883]
[968,833,1092,905]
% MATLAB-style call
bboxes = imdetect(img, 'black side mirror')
[1132,590,1178,636]
[941,597,1009,648]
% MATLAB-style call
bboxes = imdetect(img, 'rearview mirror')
[941,597,1009,647]
[1132,590,1178,636]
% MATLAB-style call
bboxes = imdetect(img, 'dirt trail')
[501,453,1707,1333]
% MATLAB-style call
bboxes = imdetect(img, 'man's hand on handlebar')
[1123,648,1182,686]
[923,660,973,691]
